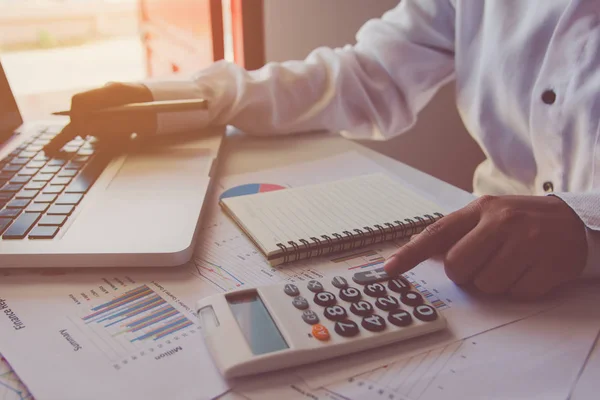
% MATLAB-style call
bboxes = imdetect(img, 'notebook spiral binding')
[274,212,444,264]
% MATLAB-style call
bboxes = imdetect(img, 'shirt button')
[543,181,554,193]
[541,90,556,105]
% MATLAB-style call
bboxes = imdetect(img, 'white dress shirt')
[144,0,600,276]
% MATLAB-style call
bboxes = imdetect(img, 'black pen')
[52,99,208,116]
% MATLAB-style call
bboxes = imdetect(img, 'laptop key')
[0,218,11,235]
[0,208,21,218]
[3,212,42,239]
[16,190,39,199]
[40,166,60,174]
[50,177,71,186]
[0,172,14,180]
[10,176,31,184]
[26,203,49,213]
[32,174,53,182]
[1,184,23,192]
[64,161,84,170]
[29,225,60,239]
[25,181,46,190]
[34,194,57,203]
[65,153,111,194]
[18,168,39,176]
[58,169,77,178]
[0,192,13,201]
[42,185,63,194]
[47,205,74,215]
[56,193,83,205]
[27,160,46,168]
[47,159,67,166]
[10,158,29,165]
[32,154,50,162]
[38,215,67,226]
[18,151,37,158]
[2,165,21,172]
[6,199,31,208]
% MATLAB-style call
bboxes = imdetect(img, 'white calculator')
[195,267,447,378]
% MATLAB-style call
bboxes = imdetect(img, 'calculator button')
[352,267,390,285]
[339,286,362,303]
[375,295,400,311]
[302,310,320,325]
[388,310,413,327]
[284,284,300,297]
[314,291,337,307]
[292,296,309,310]
[350,300,374,317]
[361,314,386,332]
[331,276,349,289]
[307,280,324,293]
[413,304,438,322]
[324,305,348,321]
[312,324,330,341]
[388,276,411,293]
[364,283,387,298]
[400,291,424,307]
[334,320,360,337]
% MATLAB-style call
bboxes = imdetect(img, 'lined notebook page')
[220,173,442,256]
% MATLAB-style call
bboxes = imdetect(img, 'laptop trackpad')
[108,147,213,192]
[64,146,214,250]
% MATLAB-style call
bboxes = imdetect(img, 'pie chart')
[220,183,286,200]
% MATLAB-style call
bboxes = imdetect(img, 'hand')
[383,195,588,299]
[43,82,155,155]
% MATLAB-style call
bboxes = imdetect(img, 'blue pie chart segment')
[220,183,286,200]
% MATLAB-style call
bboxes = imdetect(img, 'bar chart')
[0,355,31,400]
[74,284,198,366]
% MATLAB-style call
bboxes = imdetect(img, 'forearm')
[145,0,456,138]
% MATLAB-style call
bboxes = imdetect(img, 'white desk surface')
[219,129,475,211]
[216,129,475,400]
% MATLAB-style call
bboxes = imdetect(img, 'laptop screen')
[0,62,23,143]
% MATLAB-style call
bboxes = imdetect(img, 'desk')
[214,128,476,400]
[218,128,475,211]
[214,129,598,400]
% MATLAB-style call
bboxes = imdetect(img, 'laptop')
[0,61,224,268]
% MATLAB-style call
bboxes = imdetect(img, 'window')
[0,0,226,118]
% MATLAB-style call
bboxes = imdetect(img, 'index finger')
[43,123,79,155]
[383,202,481,275]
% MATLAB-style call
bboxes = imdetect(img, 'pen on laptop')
[51,99,208,117]
[44,99,208,154]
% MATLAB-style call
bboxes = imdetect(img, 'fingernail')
[383,255,396,271]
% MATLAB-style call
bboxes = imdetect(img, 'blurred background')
[0,0,484,191]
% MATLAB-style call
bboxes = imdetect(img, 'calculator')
[195,267,447,378]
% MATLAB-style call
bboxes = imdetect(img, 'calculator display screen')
[228,291,289,355]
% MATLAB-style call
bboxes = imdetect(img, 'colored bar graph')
[347,259,385,270]
[404,276,449,310]
[82,285,194,342]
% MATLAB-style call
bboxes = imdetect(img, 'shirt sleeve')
[144,0,456,138]
[551,192,600,278]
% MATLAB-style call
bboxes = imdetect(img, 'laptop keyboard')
[0,125,111,240]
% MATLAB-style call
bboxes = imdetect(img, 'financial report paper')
[0,152,569,399]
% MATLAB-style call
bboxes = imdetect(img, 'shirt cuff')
[143,80,210,136]
[551,192,600,278]
[582,227,600,278]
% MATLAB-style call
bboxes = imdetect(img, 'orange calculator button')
[312,324,330,341]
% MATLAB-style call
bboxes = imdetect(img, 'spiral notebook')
[220,173,444,266]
